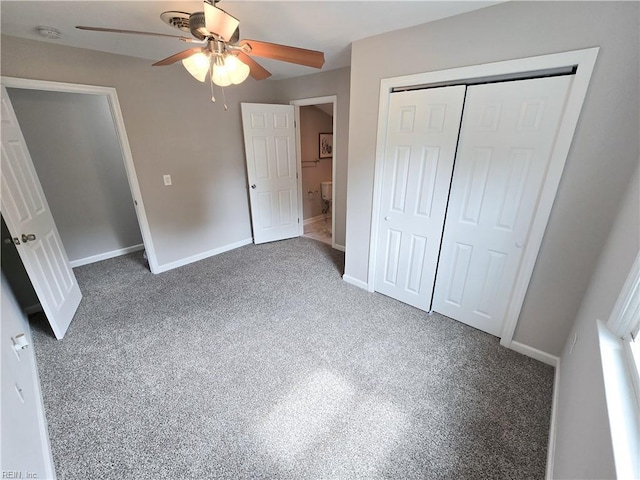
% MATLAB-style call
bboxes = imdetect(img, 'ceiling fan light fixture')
[225,55,250,85]
[78,0,324,103]
[182,51,211,82]
[212,55,232,87]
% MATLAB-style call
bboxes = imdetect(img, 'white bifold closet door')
[375,75,573,337]
[432,75,572,335]
[374,86,465,310]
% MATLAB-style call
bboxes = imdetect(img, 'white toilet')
[321,181,332,214]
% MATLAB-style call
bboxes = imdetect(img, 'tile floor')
[303,216,332,245]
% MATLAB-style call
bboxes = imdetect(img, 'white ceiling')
[1,1,502,80]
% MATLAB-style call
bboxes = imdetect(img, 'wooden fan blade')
[153,48,203,66]
[76,26,197,42]
[203,2,239,42]
[238,39,324,69]
[235,52,271,80]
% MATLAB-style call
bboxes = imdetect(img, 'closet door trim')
[368,47,599,348]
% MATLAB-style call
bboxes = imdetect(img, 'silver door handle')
[21,234,36,243]
[251,184,257,189]
[384,216,391,221]
[515,242,523,248]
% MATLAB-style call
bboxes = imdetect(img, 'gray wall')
[1,35,279,268]
[344,1,639,356]
[7,89,142,263]
[553,164,639,479]
[300,106,333,220]
[274,67,350,249]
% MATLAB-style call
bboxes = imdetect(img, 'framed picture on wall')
[319,133,333,159]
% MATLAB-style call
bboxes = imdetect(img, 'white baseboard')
[333,243,345,252]
[546,357,561,480]
[509,340,559,367]
[342,274,369,291]
[69,244,145,268]
[154,238,253,274]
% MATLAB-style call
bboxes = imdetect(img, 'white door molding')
[290,95,338,250]
[369,48,599,348]
[0,76,160,273]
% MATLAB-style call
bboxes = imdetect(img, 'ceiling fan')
[76,0,325,94]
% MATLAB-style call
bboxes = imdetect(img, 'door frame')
[290,95,337,250]
[368,48,599,351]
[0,76,160,273]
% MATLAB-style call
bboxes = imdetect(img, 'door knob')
[251,184,257,189]
[515,242,523,248]
[21,234,36,243]
[384,216,391,221]
[12,333,29,351]
[3,237,20,245]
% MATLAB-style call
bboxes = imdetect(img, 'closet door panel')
[432,76,572,336]
[375,86,466,310]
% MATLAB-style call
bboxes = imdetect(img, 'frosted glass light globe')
[212,59,232,87]
[182,52,211,82]
[225,55,251,85]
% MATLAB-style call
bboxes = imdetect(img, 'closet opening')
[6,88,145,269]
[368,48,598,353]
[1,77,156,338]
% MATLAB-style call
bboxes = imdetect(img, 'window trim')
[608,251,640,410]
[601,250,640,479]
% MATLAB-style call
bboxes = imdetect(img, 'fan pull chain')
[209,64,216,103]
[221,86,228,111]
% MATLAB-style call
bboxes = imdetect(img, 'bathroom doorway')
[291,97,336,247]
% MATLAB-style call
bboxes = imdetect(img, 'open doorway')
[300,104,333,245]
[291,96,337,249]
[6,88,145,268]
[1,77,157,273]
[1,78,157,336]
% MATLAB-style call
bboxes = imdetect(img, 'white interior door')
[241,103,300,244]
[374,86,466,310]
[1,86,82,339]
[432,76,572,336]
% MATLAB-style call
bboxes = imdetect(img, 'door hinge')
[134,200,138,206]
[296,172,299,179]
[298,218,300,224]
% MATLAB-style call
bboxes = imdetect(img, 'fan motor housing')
[162,8,240,43]
[189,12,209,40]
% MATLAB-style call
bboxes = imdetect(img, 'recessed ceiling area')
[0,1,503,80]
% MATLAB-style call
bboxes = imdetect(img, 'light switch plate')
[163,174,172,186]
